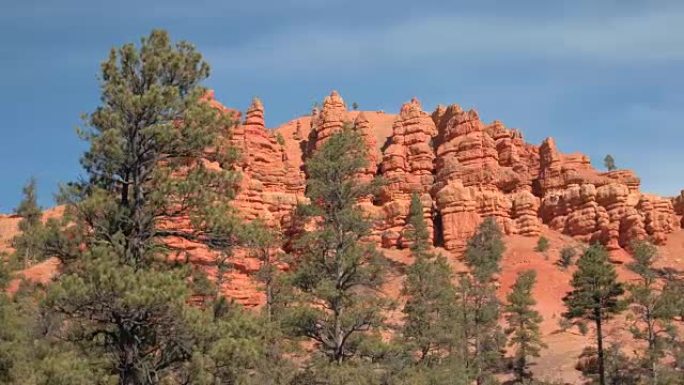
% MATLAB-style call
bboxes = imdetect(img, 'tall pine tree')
[11,178,46,267]
[563,244,624,385]
[242,219,283,322]
[400,192,459,365]
[404,193,430,254]
[504,270,546,382]
[286,126,387,365]
[626,241,680,384]
[459,218,507,385]
[41,30,260,385]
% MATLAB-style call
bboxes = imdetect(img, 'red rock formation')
[192,91,684,254]
[512,190,542,237]
[229,98,306,228]
[353,111,379,186]
[377,98,437,248]
[432,105,542,250]
[311,90,347,150]
[673,190,684,228]
[537,137,677,249]
[638,195,678,245]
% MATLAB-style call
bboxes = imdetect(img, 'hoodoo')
[214,90,681,252]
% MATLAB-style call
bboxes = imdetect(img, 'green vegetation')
[30,29,261,385]
[563,244,625,385]
[604,154,616,171]
[275,132,286,146]
[535,236,550,253]
[400,193,458,365]
[461,218,506,384]
[285,126,388,367]
[558,245,576,269]
[11,178,48,268]
[625,241,682,384]
[505,270,546,382]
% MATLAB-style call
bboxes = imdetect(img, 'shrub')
[275,132,286,146]
[558,245,576,269]
[535,236,550,252]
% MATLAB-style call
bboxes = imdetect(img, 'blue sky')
[1,0,683,211]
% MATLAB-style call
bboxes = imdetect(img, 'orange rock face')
[376,98,437,248]
[431,105,542,250]
[536,137,678,248]
[310,90,348,151]
[228,97,306,229]
[245,91,679,252]
[2,90,683,311]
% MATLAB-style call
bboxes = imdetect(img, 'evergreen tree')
[400,193,458,364]
[626,241,680,384]
[563,244,624,385]
[603,155,616,171]
[180,302,269,385]
[65,29,239,268]
[286,127,387,365]
[577,343,641,385]
[404,193,431,254]
[0,266,103,385]
[504,270,546,382]
[11,178,46,267]
[242,219,282,322]
[40,30,253,385]
[459,218,507,385]
[240,220,297,385]
[660,276,684,381]
[465,218,505,283]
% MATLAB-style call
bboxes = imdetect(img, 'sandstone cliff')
[229,90,680,252]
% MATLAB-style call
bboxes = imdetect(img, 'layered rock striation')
[228,97,306,229]
[217,90,680,253]
[376,97,437,248]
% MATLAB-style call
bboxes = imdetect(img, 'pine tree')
[0,267,103,385]
[68,29,239,268]
[460,218,507,385]
[286,127,387,364]
[404,193,431,254]
[563,244,624,385]
[400,193,458,365]
[465,218,505,284]
[40,30,253,385]
[242,219,282,322]
[603,155,616,171]
[504,270,546,382]
[625,241,680,384]
[659,277,684,380]
[240,219,297,385]
[11,178,46,267]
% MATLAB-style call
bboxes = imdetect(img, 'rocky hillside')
[221,90,682,253]
[3,91,684,382]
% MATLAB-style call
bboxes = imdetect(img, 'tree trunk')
[647,313,657,385]
[264,247,273,323]
[119,337,138,385]
[595,310,606,385]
